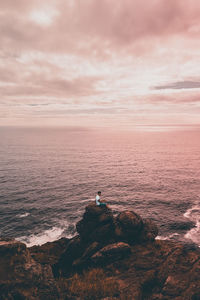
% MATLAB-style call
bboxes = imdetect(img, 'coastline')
[1,203,200,299]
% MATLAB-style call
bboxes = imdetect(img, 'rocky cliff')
[0,203,200,299]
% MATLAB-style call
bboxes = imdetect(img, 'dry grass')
[58,268,119,299]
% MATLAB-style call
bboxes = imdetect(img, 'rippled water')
[0,127,199,247]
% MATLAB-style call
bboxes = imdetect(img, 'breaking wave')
[17,220,76,247]
[18,212,30,218]
[184,201,200,247]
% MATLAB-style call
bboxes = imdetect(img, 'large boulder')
[0,238,59,300]
[76,202,115,243]
[115,211,143,243]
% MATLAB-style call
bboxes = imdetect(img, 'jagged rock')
[139,218,159,242]
[0,238,59,300]
[73,241,100,267]
[91,242,131,264]
[162,275,187,297]
[151,242,200,299]
[115,210,143,243]
[57,204,116,274]
[54,235,84,276]
[30,237,70,265]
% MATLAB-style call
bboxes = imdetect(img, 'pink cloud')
[0,0,200,55]
[0,0,200,128]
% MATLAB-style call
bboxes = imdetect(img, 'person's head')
[97,191,101,196]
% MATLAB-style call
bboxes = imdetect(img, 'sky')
[1,0,200,130]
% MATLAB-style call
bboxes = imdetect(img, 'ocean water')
[0,127,199,247]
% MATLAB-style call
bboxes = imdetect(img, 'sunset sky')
[1,0,200,130]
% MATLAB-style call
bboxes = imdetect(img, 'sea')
[0,127,199,247]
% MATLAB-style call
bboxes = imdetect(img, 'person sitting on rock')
[95,191,106,207]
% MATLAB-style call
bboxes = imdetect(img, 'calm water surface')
[0,127,199,247]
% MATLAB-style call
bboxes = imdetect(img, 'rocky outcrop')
[1,203,200,300]
[0,238,59,300]
[76,202,157,246]
[55,203,159,275]
[41,203,200,299]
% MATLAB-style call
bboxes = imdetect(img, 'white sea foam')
[17,220,76,247]
[185,221,200,246]
[156,233,179,241]
[18,227,64,247]
[18,212,30,218]
[184,201,200,246]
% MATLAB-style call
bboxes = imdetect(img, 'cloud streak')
[154,81,200,90]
